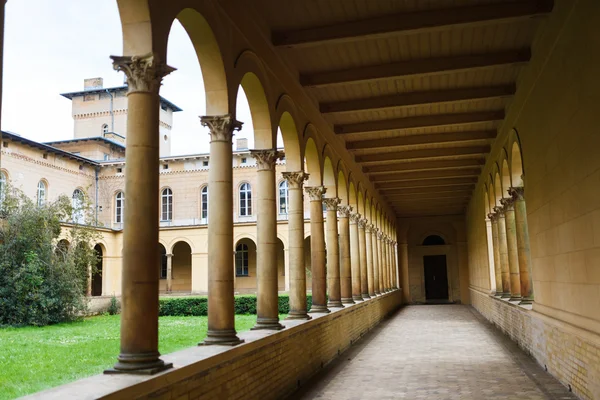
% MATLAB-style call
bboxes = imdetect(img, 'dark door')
[423,255,449,300]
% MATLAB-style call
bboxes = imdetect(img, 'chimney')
[84,77,103,90]
[236,138,248,151]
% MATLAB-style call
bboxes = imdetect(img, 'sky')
[2,0,256,155]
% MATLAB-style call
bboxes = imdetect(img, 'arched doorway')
[422,235,449,301]
[92,244,104,296]
[234,238,257,293]
[172,241,192,292]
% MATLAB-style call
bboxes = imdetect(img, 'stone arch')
[323,156,337,199]
[275,95,303,171]
[116,0,155,55]
[337,169,349,205]
[418,231,450,246]
[422,235,446,246]
[511,140,525,188]
[358,190,365,217]
[303,133,322,186]
[168,237,195,253]
[349,181,357,208]
[500,149,511,198]
[493,164,502,207]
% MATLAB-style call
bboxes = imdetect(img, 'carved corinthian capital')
[338,205,353,218]
[305,186,325,201]
[349,212,361,224]
[200,115,243,143]
[487,212,498,222]
[282,171,309,189]
[377,230,384,239]
[323,197,341,212]
[367,223,375,233]
[500,197,515,211]
[251,149,283,171]
[508,186,525,201]
[493,206,505,217]
[359,218,368,229]
[111,53,175,93]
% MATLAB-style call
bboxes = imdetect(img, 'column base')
[368,292,376,298]
[286,311,312,321]
[374,291,381,295]
[501,292,511,298]
[361,293,371,300]
[494,292,503,297]
[199,329,245,346]
[519,297,533,305]
[105,353,173,375]
[341,297,355,304]
[252,317,285,331]
[509,295,522,302]
[353,295,364,301]
[309,304,331,313]
[327,300,344,308]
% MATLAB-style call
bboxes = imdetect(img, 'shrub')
[107,295,120,315]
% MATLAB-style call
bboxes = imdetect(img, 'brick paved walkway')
[291,305,577,400]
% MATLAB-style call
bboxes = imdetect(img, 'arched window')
[200,185,208,220]
[161,188,173,221]
[102,124,109,134]
[72,189,84,224]
[115,191,124,223]
[239,183,252,216]
[422,235,446,246]
[278,180,289,214]
[235,243,249,276]
[1,170,8,202]
[37,180,47,207]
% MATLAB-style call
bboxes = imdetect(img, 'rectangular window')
[202,161,209,167]
[241,157,247,164]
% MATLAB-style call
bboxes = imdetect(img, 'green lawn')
[0,314,285,400]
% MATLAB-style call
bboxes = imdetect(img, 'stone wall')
[471,288,600,399]
[29,290,402,400]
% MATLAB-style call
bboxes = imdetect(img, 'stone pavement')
[290,305,577,400]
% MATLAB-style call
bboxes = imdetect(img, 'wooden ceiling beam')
[371,168,481,182]
[356,145,490,163]
[300,50,530,87]
[336,111,503,135]
[376,177,478,189]
[380,184,474,195]
[273,1,553,48]
[364,159,484,174]
[322,85,515,114]
[348,130,496,150]
[386,194,471,202]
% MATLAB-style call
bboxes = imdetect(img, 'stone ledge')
[25,289,402,400]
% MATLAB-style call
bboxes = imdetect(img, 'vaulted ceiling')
[257,0,553,217]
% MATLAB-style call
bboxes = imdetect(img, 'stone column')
[324,197,343,308]
[251,149,284,330]
[489,213,503,296]
[381,235,388,292]
[200,115,243,345]
[306,186,329,313]
[371,225,380,294]
[338,205,354,304]
[385,237,391,291]
[495,206,512,298]
[359,218,370,299]
[109,54,174,373]
[510,187,534,304]
[393,241,399,289]
[377,230,386,292]
[166,253,173,293]
[501,197,522,301]
[350,213,363,301]
[283,172,311,320]
[400,242,410,301]
[365,223,376,297]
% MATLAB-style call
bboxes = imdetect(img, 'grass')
[0,314,286,400]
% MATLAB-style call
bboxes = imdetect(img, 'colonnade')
[107,54,399,374]
[487,187,533,304]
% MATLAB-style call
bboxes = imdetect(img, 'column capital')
[366,223,375,233]
[305,186,326,201]
[200,115,243,143]
[377,230,384,239]
[111,53,175,94]
[323,197,341,211]
[338,205,353,218]
[359,218,368,229]
[487,212,498,222]
[493,206,505,217]
[509,186,525,201]
[282,171,309,189]
[500,197,515,211]
[250,149,284,171]
[165,253,173,258]
[349,212,361,224]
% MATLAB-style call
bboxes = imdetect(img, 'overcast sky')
[2,0,256,155]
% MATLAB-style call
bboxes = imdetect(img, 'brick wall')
[471,288,600,399]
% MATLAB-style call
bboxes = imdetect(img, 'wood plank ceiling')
[258,0,553,217]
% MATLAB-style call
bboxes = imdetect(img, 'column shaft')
[400,243,410,302]
[359,219,370,299]
[284,172,310,320]
[502,198,522,301]
[495,207,512,298]
[166,254,173,293]
[366,225,375,297]
[324,198,343,308]
[109,54,174,373]
[377,233,385,292]
[510,187,534,303]
[252,150,284,330]
[490,215,503,295]
[350,213,362,301]
[306,187,329,313]
[371,226,380,294]
[339,206,353,304]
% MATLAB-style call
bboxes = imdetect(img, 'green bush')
[107,295,120,315]
[159,294,313,317]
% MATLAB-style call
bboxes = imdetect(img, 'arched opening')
[511,142,524,187]
[484,188,496,292]
[303,235,312,291]
[422,235,446,246]
[501,158,511,199]
[304,135,321,187]
[337,168,348,206]
[234,238,257,293]
[92,244,104,296]
[277,238,286,290]
[171,241,192,292]
[322,156,336,199]
[158,243,168,286]
[494,171,502,207]
[238,72,273,149]
[55,239,70,261]
[278,110,302,171]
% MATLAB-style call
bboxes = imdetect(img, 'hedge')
[159,294,313,317]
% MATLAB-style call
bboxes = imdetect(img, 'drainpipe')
[105,89,114,134]
[95,166,99,226]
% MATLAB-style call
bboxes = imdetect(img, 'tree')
[0,186,101,326]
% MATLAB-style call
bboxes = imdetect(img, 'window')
[102,124,109,134]
[201,186,208,220]
[202,160,209,167]
[235,244,249,276]
[239,183,252,216]
[116,167,123,173]
[0,171,7,202]
[279,180,289,214]
[103,153,110,161]
[159,246,167,279]
[37,180,47,207]
[241,157,247,164]
[161,188,173,221]
[72,189,84,224]
[163,164,169,170]
[115,192,124,223]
